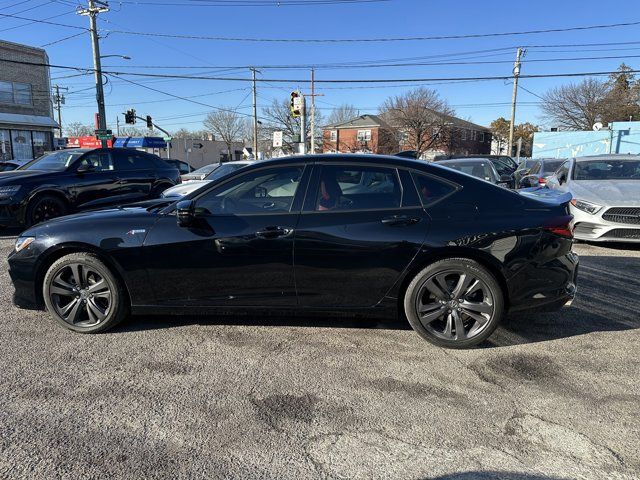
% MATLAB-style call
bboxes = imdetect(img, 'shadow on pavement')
[429,473,569,480]
[114,254,640,348]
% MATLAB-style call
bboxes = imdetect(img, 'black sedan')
[0,148,180,227]
[8,154,578,348]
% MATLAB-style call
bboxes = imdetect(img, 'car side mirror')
[76,163,95,173]
[499,174,512,183]
[176,199,195,227]
[558,173,567,185]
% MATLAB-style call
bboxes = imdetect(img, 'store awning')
[0,112,59,128]
[113,137,167,148]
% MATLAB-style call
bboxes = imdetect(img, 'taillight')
[538,177,547,185]
[543,215,574,238]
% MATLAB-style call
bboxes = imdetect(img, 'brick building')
[322,113,492,159]
[0,40,58,162]
[322,115,398,155]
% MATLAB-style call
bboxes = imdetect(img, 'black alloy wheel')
[404,258,504,348]
[43,253,128,333]
[27,195,67,226]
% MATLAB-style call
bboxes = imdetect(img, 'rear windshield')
[574,160,640,180]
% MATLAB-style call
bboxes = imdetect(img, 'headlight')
[0,185,21,199]
[571,199,603,215]
[14,236,35,252]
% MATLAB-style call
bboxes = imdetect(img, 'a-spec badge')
[126,229,146,236]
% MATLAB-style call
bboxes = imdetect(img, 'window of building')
[329,130,337,141]
[461,129,467,141]
[13,83,32,105]
[471,130,477,141]
[11,130,33,160]
[0,82,12,103]
[31,131,48,159]
[0,81,32,105]
[0,130,11,161]
[357,130,372,142]
[315,165,400,211]
[479,132,485,142]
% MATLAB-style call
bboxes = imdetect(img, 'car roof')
[258,153,432,168]
[573,154,640,161]
[438,158,489,164]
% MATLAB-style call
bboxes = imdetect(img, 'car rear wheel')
[43,253,128,333]
[403,258,504,348]
[26,194,67,226]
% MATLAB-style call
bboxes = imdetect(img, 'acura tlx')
[8,154,578,349]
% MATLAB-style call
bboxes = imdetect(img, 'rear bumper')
[507,251,579,315]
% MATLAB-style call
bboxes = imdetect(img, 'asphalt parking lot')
[0,234,638,480]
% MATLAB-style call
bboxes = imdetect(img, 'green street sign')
[164,136,172,141]
[96,134,113,140]
[95,129,112,135]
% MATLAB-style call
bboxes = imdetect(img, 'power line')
[103,19,640,43]
[117,0,389,5]
[41,31,86,47]
[4,57,639,84]
[0,10,84,31]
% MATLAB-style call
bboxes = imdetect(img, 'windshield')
[574,160,640,180]
[542,160,563,174]
[19,150,84,171]
[440,161,495,182]
[206,163,246,181]
[190,164,218,175]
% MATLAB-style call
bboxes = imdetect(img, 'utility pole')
[300,93,307,154]
[251,68,259,160]
[310,69,316,153]
[52,85,67,137]
[116,116,120,136]
[303,70,324,154]
[78,0,109,147]
[507,47,524,156]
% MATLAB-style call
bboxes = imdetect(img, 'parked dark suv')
[0,148,180,227]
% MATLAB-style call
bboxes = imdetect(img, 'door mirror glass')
[176,199,195,227]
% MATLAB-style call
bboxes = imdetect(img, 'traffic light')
[290,91,302,118]
[124,109,136,124]
[146,115,153,129]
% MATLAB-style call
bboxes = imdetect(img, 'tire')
[42,253,128,333]
[25,194,68,226]
[403,258,504,349]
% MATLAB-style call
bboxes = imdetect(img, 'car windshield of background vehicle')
[192,164,218,176]
[574,160,640,180]
[542,160,563,174]
[206,163,246,181]
[19,150,84,171]
[441,162,494,182]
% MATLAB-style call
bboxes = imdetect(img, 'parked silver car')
[546,155,640,242]
[163,160,254,198]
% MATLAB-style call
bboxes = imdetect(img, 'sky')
[2,0,640,134]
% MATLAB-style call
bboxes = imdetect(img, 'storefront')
[0,113,57,162]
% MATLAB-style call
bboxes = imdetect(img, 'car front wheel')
[403,258,504,348]
[43,253,128,333]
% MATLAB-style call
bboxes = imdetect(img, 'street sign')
[273,131,283,148]
[96,134,113,141]
[164,136,173,142]
[94,129,112,135]
[192,142,203,149]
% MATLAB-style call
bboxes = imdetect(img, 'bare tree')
[326,104,359,125]
[261,98,324,153]
[541,78,609,130]
[379,87,455,159]
[203,111,244,161]
[602,64,640,123]
[64,122,94,137]
[119,126,146,137]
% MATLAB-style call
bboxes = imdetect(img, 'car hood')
[162,180,210,198]
[570,180,640,206]
[0,169,50,184]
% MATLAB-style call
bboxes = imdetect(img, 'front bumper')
[7,245,42,310]
[572,205,640,243]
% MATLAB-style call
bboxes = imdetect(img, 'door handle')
[381,215,421,227]
[256,226,292,239]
